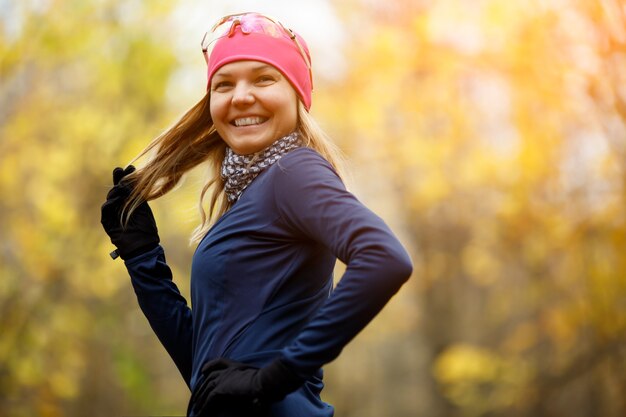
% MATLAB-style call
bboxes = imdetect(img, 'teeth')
[234,117,266,127]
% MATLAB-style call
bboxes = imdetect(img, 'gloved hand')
[189,358,304,416]
[100,165,160,260]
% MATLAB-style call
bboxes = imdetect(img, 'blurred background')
[2,0,626,416]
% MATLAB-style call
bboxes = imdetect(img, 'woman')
[101,12,413,417]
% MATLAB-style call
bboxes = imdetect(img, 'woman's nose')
[231,82,255,106]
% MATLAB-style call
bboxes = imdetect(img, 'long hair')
[124,98,345,244]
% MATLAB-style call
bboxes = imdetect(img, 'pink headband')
[206,22,313,110]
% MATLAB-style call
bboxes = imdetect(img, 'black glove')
[100,165,160,260]
[189,358,304,416]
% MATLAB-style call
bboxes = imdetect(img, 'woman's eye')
[212,81,233,91]
[256,75,276,85]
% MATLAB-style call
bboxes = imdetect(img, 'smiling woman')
[100,11,413,417]
[210,61,298,155]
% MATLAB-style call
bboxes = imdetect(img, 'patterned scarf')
[221,131,302,203]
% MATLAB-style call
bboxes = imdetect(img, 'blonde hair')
[125,98,345,244]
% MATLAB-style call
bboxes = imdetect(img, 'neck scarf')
[221,131,302,203]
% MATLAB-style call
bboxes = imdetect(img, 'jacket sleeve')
[124,245,193,387]
[273,149,413,376]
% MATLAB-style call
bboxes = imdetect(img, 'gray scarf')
[221,131,302,203]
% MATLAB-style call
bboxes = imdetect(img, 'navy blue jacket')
[124,148,413,416]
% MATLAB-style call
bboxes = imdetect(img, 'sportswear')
[123,148,413,416]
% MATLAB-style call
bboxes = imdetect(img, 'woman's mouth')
[231,116,269,127]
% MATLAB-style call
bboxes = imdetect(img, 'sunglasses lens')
[239,20,253,34]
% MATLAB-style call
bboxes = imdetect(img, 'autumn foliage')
[1,1,625,416]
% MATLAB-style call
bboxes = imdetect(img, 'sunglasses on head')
[201,12,312,83]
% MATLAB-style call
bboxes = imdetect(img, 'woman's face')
[210,60,299,155]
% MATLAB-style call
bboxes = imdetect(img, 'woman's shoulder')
[268,147,344,198]
[274,147,338,176]
[280,146,326,163]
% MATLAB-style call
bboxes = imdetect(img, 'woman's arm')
[101,167,194,386]
[124,246,194,387]
[273,148,413,376]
